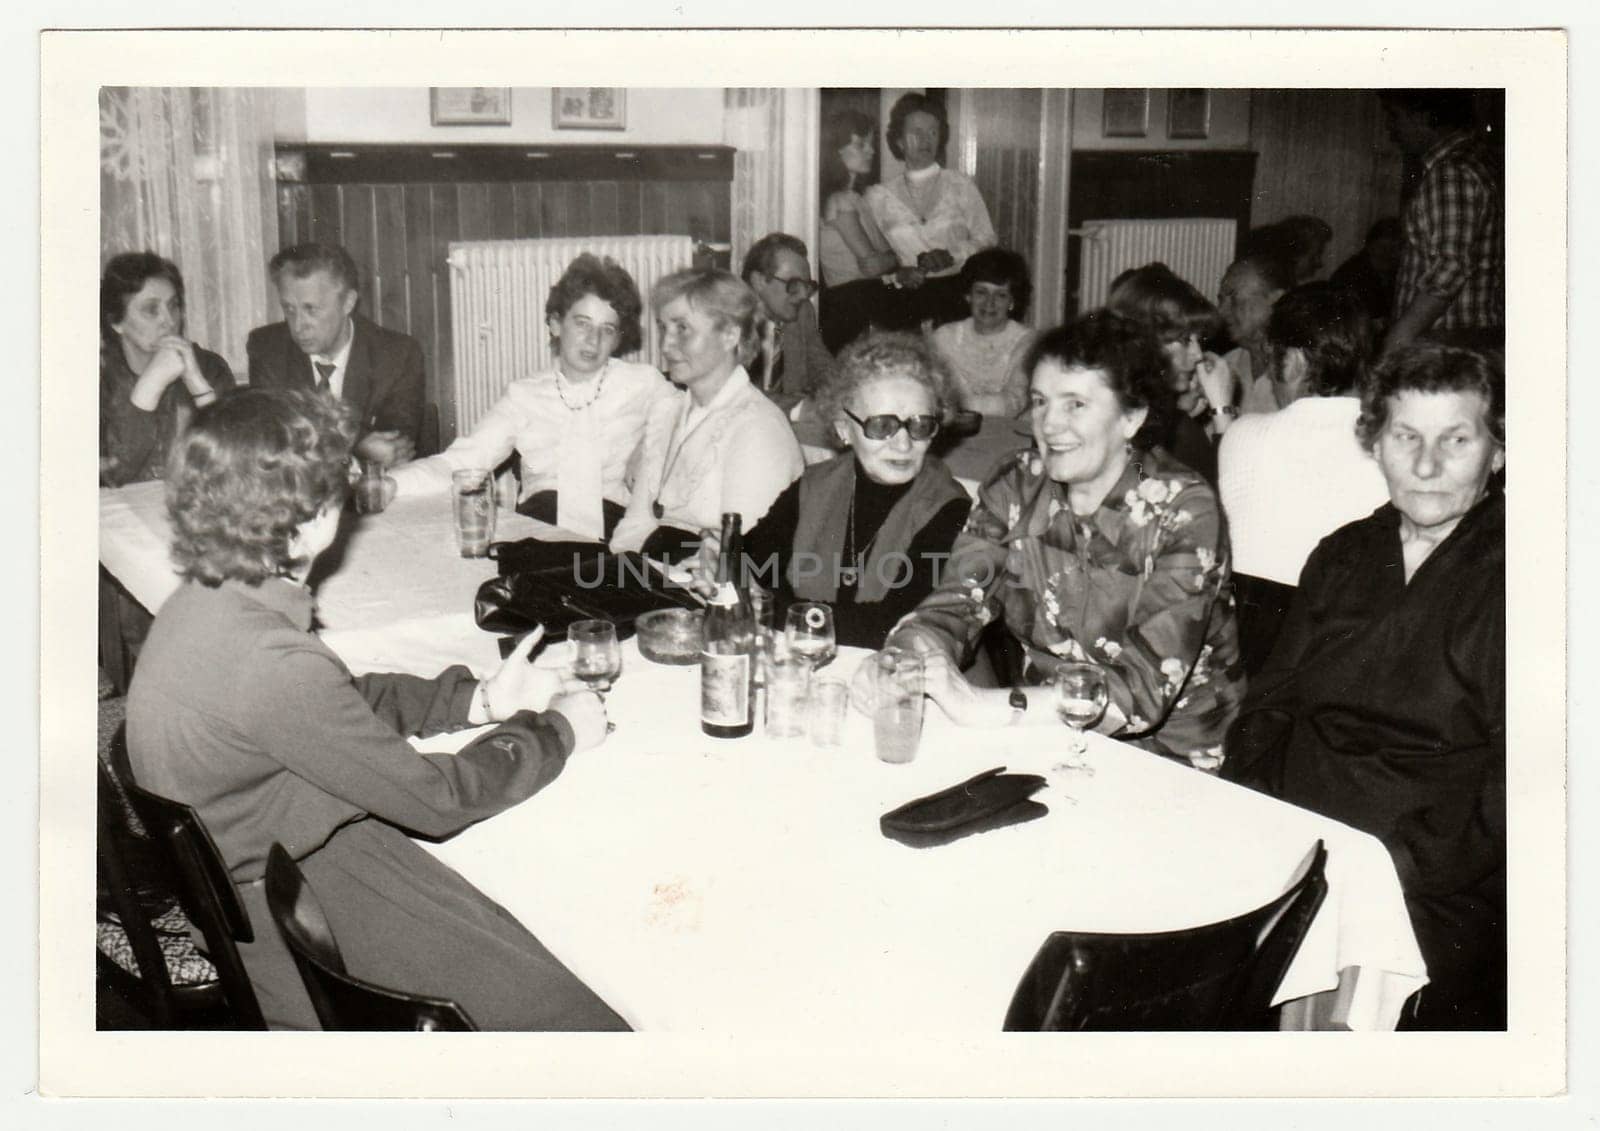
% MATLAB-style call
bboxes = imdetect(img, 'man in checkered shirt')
[1379,90,1505,356]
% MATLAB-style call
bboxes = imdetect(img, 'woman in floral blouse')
[877,309,1246,768]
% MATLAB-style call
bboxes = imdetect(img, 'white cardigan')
[610,367,804,552]
[1217,396,1391,587]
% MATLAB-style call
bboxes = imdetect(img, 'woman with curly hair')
[689,332,971,648]
[99,251,236,487]
[126,387,627,1031]
[869,310,1245,768]
[931,247,1039,418]
[390,252,671,541]
[1224,343,1506,1030]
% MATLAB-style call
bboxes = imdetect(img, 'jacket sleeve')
[371,332,426,444]
[245,327,285,389]
[99,365,163,487]
[248,636,573,839]
[887,459,1022,665]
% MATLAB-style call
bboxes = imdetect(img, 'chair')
[1003,839,1328,1031]
[1233,573,1298,678]
[263,843,477,1031]
[110,734,267,1030]
[96,756,226,1028]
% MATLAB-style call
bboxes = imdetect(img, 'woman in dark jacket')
[99,251,236,486]
[694,332,970,649]
[1223,343,1507,1030]
[125,387,626,1031]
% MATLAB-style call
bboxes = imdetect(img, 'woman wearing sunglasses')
[869,311,1245,770]
[691,333,970,649]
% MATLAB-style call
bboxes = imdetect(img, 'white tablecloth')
[418,643,1428,1034]
[99,480,552,675]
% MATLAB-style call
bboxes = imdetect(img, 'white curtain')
[723,89,820,272]
[100,87,279,375]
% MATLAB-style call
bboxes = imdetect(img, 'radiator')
[446,235,696,438]
[1076,218,1238,312]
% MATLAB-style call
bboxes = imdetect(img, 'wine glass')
[569,619,622,695]
[1054,661,1109,758]
[785,602,837,670]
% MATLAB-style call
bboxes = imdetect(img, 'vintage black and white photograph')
[39,24,1568,1104]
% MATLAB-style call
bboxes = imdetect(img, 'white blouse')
[610,367,804,552]
[930,318,1037,419]
[864,167,997,277]
[390,358,672,509]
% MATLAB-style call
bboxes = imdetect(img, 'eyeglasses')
[842,408,941,442]
[769,274,819,301]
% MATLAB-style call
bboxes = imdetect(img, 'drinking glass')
[1054,661,1109,756]
[785,602,837,670]
[764,645,812,739]
[808,677,850,748]
[872,648,924,764]
[353,458,396,515]
[569,619,622,695]
[749,586,775,693]
[451,468,497,557]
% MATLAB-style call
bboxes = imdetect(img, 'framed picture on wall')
[430,88,512,126]
[1168,89,1212,139]
[1102,89,1149,138]
[553,88,627,130]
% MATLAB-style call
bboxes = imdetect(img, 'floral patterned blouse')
[890,444,1245,765]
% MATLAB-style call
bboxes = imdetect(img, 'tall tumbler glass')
[451,468,497,558]
[872,648,924,764]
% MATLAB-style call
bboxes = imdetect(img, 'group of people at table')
[100,89,1506,1034]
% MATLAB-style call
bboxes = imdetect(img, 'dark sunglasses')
[842,408,942,442]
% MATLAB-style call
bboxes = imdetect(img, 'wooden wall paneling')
[617,181,643,235]
[590,182,621,235]
[1247,90,1398,275]
[642,181,669,235]
[541,182,571,236]
[663,185,689,244]
[568,181,597,236]
[429,183,460,437]
[457,183,493,242]
[309,184,343,247]
[709,182,731,242]
[488,183,516,239]
[341,185,378,324]
[512,182,543,238]
[374,186,409,333]
[402,184,441,411]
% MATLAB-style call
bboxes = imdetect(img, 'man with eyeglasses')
[740,232,836,409]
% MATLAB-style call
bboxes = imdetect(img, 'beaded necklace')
[555,361,609,411]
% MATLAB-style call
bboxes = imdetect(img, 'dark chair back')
[1003,839,1328,1031]
[264,844,477,1032]
[97,756,183,1026]
[1234,573,1298,678]
[112,738,266,1030]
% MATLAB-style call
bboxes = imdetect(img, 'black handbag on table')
[473,539,702,644]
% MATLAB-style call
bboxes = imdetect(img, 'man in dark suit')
[740,232,834,411]
[249,243,425,464]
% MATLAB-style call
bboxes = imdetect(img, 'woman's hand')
[916,249,955,274]
[355,430,417,467]
[918,651,988,726]
[1194,353,1237,430]
[547,690,609,752]
[892,266,926,290]
[479,627,570,721]
[128,344,190,411]
[686,528,720,597]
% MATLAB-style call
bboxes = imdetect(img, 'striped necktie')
[313,361,336,392]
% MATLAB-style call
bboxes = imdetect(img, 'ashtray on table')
[636,608,705,665]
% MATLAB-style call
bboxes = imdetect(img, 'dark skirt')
[238,818,630,1031]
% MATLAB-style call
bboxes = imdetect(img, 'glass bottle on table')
[700,512,755,739]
